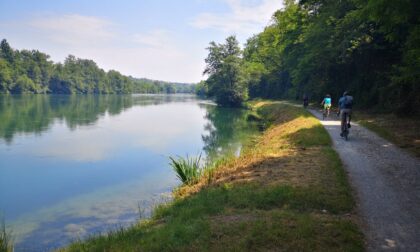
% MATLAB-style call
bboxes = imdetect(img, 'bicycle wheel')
[343,114,349,141]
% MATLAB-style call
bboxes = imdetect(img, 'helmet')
[326,94,331,98]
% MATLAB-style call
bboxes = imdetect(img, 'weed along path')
[308,109,420,251]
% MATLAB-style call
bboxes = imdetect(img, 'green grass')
[355,112,420,157]
[61,101,364,252]
[357,119,396,143]
[0,219,13,252]
[64,183,362,251]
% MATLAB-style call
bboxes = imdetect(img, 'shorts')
[324,104,331,110]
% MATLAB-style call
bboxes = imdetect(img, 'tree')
[0,59,12,92]
[11,75,36,93]
[238,0,420,115]
[0,40,189,95]
[195,81,208,97]
[0,39,14,63]
[204,36,248,107]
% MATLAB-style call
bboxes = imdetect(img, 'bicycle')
[322,105,331,120]
[340,111,351,141]
[303,99,308,109]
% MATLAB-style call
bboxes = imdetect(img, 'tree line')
[0,39,195,94]
[201,0,419,116]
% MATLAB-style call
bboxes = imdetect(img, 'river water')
[0,94,259,251]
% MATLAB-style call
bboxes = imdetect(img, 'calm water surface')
[0,94,258,251]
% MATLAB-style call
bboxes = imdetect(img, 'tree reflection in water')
[0,94,196,144]
[200,104,259,162]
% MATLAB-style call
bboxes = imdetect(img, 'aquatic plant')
[169,154,204,185]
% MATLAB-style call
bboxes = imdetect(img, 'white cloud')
[29,14,116,46]
[1,14,204,82]
[191,0,283,35]
[132,29,173,48]
[0,1,282,83]
[93,33,202,83]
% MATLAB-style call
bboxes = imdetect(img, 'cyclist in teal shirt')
[321,94,332,108]
[321,94,332,117]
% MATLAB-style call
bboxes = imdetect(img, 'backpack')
[344,96,353,109]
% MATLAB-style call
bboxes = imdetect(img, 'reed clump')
[169,154,205,185]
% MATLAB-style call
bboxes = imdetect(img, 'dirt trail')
[309,109,420,252]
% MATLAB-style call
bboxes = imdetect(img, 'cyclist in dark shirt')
[303,94,309,108]
[338,91,353,137]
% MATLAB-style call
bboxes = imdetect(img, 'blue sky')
[0,0,283,83]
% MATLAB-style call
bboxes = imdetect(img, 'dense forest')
[0,39,195,94]
[201,0,419,115]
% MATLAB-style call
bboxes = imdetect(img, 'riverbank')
[61,101,364,251]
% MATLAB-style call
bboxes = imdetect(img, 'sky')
[0,0,283,83]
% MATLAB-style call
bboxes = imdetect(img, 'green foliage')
[194,80,208,97]
[169,155,204,185]
[235,0,420,115]
[0,39,195,95]
[131,78,195,94]
[204,36,248,107]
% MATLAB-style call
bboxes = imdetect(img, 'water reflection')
[201,105,257,161]
[0,94,197,144]
[0,94,258,251]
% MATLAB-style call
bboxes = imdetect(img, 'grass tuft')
[0,218,13,252]
[169,154,204,185]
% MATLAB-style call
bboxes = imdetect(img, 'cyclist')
[321,94,332,117]
[303,94,309,108]
[338,91,353,137]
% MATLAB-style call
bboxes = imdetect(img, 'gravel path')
[309,109,420,252]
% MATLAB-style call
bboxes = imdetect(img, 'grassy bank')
[61,101,363,251]
[354,113,420,157]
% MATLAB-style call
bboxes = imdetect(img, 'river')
[0,94,259,251]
